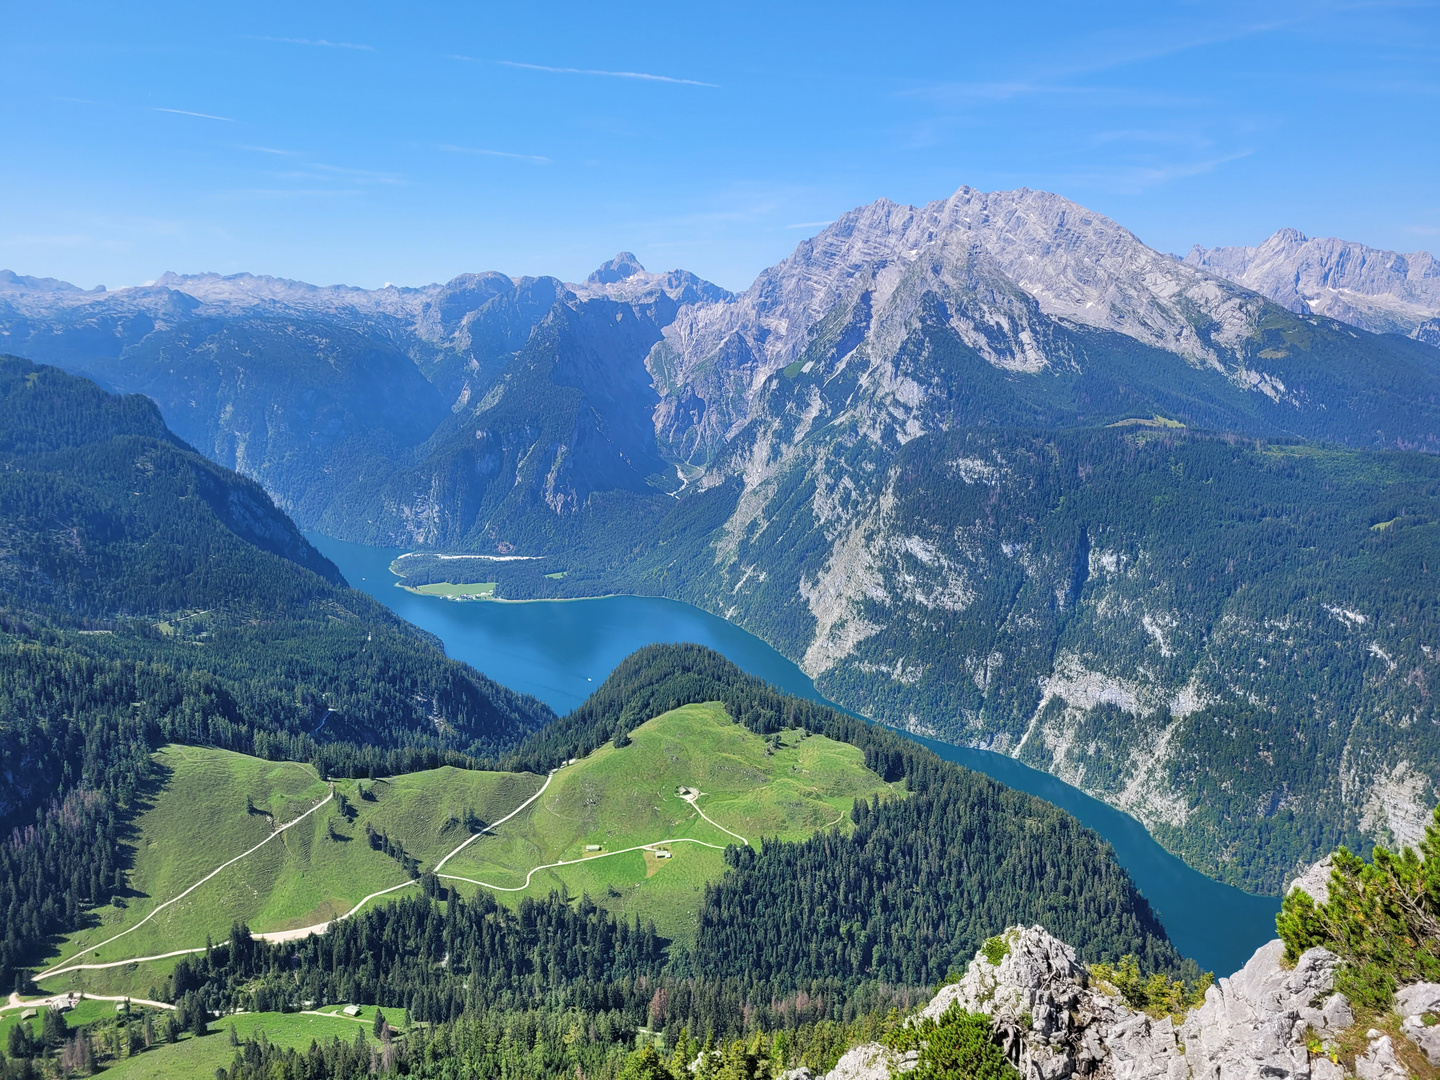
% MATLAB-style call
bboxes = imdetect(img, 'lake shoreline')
[308,531,1282,976]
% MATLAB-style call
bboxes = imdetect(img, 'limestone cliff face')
[817,925,1433,1080]
[1185,229,1440,341]
[651,187,1440,472]
[671,419,1440,891]
[626,188,1440,893]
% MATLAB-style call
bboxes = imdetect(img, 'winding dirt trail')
[680,789,750,846]
[36,791,334,980]
[34,771,555,981]
[34,768,759,980]
[3,990,175,1013]
[441,786,751,892]
[440,837,729,892]
[433,770,555,872]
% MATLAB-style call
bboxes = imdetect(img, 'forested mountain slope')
[378,255,1440,892]
[669,425,1440,891]
[0,357,554,987]
[399,423,1440,893]
[0,257,728,530]
[70,318,452,527]
[14,644,1194,1080]
[311,297,678,547]
[0,357,1190,1055]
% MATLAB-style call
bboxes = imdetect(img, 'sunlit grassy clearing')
[402,580,497,598]
[37,748,541,990]
[443,701,901,943]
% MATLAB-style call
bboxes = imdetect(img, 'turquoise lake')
[310,533,1282,978]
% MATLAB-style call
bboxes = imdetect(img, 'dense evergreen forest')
[1278,804,1440,1012]
[132,992,905,1080]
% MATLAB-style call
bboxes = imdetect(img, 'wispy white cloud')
[1048,150,1254,194]
[250,35,374,51]
[218,188,365,200]
[450,55,716,87]
[152,107,235,122]
[905,17,1300,107]
[498,60,716,87]
[785,220,833,229]
[437,144,551,164]
[235,145,299,156]
[307,162,405,183]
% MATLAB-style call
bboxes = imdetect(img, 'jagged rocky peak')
[0,269,205,319]
[648,182,1281,470]
[146,269,436,318]
[571,252,734,308]
[821,925,1370,1080]
[661,182,1267,405]
[414,271,566,342]
[587,251,647,285]
[1185,228,1440,338]
[0,266,440,321]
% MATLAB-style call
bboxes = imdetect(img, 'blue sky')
[2,1,1436,292]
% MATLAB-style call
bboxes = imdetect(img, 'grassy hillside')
[16,645,1190,1080]
[442,701,899,941]
[0,1005,384,1079]
[104,1010,382,1079]
[37,747,543,997]
[36,702,894,996]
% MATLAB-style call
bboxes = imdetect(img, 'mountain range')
[5,183,1440,892]
[1185,227,1440,345]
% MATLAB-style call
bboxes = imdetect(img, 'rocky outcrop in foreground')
[820,924,1425,1080]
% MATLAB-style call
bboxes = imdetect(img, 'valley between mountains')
[4,178,1440,1079]
[9,183,1430,893]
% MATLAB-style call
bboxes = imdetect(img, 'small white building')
[342,1005,362,1017]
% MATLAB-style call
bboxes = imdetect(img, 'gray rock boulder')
[1286,856,1335,906]
[931,926,1184,1080]
[1354,1031,1407,1080]
[833,927,1355,1080]
[1176,939,1348,1080]
[1394,981,1440,1065]
[822,1043,916,1080]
